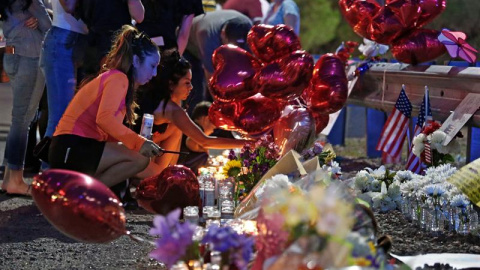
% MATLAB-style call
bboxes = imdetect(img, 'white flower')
[372,192,397,212]
[413,133,426,146]
[256,174,291,198]
[387,181,401,198]
[358,38,389,57]
[424,184,446,197]
[450,194,470,208]
[370,179,382,192]
[328,161,342,175]
[430,130,446,144]
[393,170,413,183]
[366,165,386,180]
[354,170,374,192]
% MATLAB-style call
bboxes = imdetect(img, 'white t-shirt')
[52,0,88,34]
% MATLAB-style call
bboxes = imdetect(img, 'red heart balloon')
[235,93,283,134]
[208,100,241,131]
[416,0,446,27]
[255,50,314,100]
[368,6,408,44]
[136,165,201,215]
[273,105,316,156]
[32,169,126,243]
[391,28,446,64]
[304,53,348,114]
[338,0,381,38]
[386,0,422,29]
[247,24,301,64]
[209,44,261,102]
[312,112,330,134]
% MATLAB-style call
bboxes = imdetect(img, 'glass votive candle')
[208,209,221,221]
[183,206,199,225]
[203,206,216,218]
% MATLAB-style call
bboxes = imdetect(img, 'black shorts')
[49,134,106,176]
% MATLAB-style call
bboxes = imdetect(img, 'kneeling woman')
[49,25,163,187]
[136,49,249,178]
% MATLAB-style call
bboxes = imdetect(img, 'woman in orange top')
[135,49,249,178]
[49,25,162,187]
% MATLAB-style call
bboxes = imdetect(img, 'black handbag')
[33,136,51,163]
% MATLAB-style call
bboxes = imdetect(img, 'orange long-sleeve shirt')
[54,69,146,151]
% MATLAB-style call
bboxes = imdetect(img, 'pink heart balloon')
[32,169,126,243]
[391,28,446,64]
[136,165,201,215]
[209,44,261,102]
[338,0,381,39]
[235,94,283,134]
[247,24,301,64]
[304,53,348,114]
[368,6,408,44]
[273,105,316,156]
[255,50,314,100]
[416,0,446,27]
[208,100,241,131]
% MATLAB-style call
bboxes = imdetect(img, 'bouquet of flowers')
[353,166,402,212]
[253,182,392,269]
[412,121,461,166]
[149,209,255,270]
[223,135,280,202]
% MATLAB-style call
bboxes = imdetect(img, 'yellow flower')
[353,257,372,267]
[222,160,242,178]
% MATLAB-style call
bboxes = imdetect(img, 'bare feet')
[1,167,31,196]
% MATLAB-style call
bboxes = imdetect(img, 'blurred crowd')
[0,0,300,202]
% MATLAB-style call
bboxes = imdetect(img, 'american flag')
[376,87,412,158]
[405,92,433,173]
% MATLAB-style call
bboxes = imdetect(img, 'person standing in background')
[262,0,299,35]
[65,0,145,76]
[0,0,51,195]
[38,0,89,162]
[222,0,263,24]
[136,0,204,55]
[184,10,252,115]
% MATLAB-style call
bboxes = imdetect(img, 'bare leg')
[1,166,31,195]
[94,142,149,187]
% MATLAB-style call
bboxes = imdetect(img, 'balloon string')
[126,231,156,246]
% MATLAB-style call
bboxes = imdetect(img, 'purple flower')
[202,225,240,252]
[202,225,254,270]
[149,209,196,268]
[228,150,237,161]
[313,142,323,154]
[243,159,250,168]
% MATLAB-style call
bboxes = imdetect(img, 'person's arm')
[186,137,208,152]
[177,14,194,55]
[59,0,77,14]
[157,102,248,149]
[128,0,145,24]
[29,0,52,34]
[96,72,147,151]
[283,13,299,35]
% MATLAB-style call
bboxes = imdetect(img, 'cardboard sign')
[321,65,358,136]
[446,158,480,207]
[440,93,480,146]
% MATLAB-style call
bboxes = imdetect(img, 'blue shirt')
[3,0,52,57]
[262,0,300,35]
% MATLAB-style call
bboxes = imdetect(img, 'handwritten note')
[440,93,480,146]
[446,158,480,207]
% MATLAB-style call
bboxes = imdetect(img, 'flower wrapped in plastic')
[412,121,462,167]
[252,183,358,269]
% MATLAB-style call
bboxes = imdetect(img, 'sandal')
[5,184,32,198]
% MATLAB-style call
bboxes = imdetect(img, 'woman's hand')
[24,17,39,29]
[139,140,163,158]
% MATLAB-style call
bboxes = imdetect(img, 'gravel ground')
[0,140,478,270]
